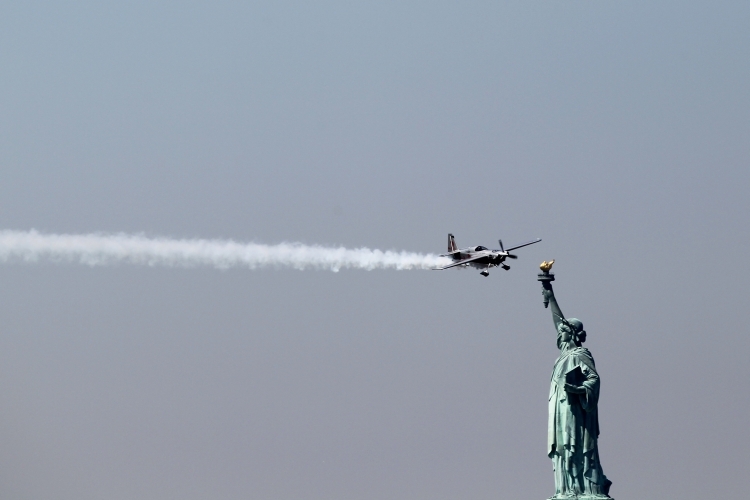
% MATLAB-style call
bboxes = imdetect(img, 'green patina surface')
[539,270,613,500]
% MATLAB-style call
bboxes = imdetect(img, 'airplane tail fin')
[448,234,458,253]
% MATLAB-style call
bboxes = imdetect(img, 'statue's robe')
[548,345,611,498]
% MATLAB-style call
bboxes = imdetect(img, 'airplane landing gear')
[480,270,490,277]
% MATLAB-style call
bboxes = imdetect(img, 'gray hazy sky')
[0,1,748,499]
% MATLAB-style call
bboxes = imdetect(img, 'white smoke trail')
[0,230,450,272]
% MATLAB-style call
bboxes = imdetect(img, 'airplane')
[434,234,542,277]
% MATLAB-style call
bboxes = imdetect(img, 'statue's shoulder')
[571,347,597,368]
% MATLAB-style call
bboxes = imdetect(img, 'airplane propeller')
[498,239,519,259]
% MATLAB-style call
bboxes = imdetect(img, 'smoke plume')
[0,230,449,272]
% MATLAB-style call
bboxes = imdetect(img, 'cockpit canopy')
[475,245,488,251]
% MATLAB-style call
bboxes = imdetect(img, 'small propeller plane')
[434,234,542,277]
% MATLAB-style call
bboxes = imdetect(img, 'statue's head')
[557,318,586,346]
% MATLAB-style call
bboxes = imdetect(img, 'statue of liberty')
[539,261,612,499]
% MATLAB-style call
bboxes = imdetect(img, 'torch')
[537,260,555,308]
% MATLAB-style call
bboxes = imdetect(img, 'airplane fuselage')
[446,246,511,271]
[436,234,541,276]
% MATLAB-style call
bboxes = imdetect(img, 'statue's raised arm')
[547,284,565,332]
[538,260,564,332]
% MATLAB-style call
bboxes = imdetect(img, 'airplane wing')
[505,238,542,252]
[434,254,487,270]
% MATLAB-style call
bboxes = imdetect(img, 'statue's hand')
[564,383,585,394]
[542,288,553,301]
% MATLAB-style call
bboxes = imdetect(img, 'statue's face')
[558,323,574,342]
